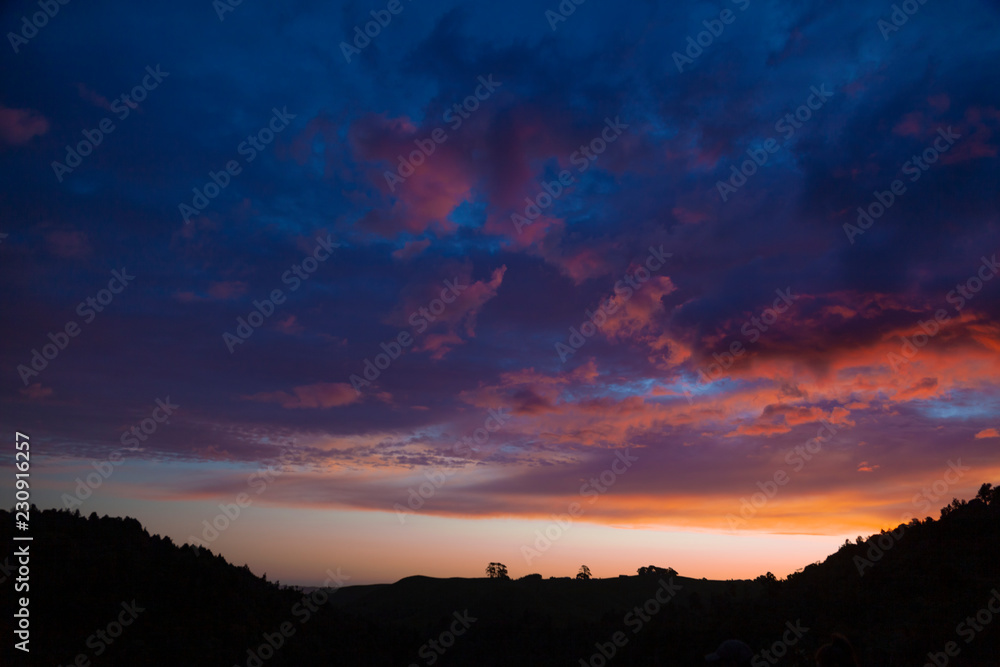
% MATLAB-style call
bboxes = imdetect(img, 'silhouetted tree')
[754,571,780,596]
[5,482,999,667]
[576,565,592,580]
[486,562,509,579]
[976,482,993,502]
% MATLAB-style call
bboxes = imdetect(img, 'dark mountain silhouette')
[2,483,998,666]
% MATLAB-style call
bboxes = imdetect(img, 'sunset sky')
[1,0,999,586]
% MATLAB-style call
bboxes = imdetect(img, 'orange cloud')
[975,428,999,439]
[897,377,940,400]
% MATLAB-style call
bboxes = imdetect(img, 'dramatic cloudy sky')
[1,0,999,585]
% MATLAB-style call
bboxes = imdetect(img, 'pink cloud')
[0,105,49,145]
[892,111,924,137]
[726,404,853,438]
[350,113,470,237]
[173,292,201,303]
[940,106,1000,165]
[600,275,679,351]
[487,212,563,249]
[349,105,596,243]
[386,265,507,360]
[548,247,614,285]
[76,83,113,111]
[672,206,709,225]
[927,94,950,113]
[46,230,92,258]
[419,266,507,358]
[392,239,431,260]
[275,315,304,334]
[20,383,53,400]
[207,281,248,300]
[243,382,361,409]
[419,331,466,361]
[173,281,248,302]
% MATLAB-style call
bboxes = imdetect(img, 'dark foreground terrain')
[2,484,999,666]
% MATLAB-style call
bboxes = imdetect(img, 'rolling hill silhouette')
[2,483,998,666]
